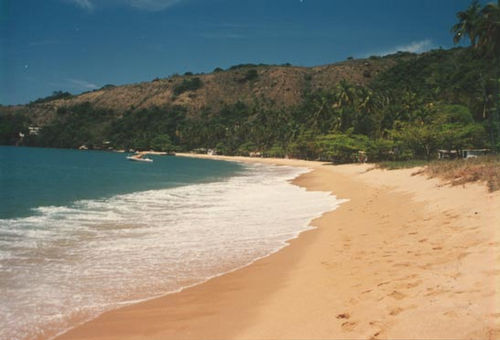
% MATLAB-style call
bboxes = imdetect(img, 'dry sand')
[55,155,500,340]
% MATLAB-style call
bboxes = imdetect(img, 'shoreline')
[55,155,499,340]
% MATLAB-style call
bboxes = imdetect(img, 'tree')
[477,0,500,58]
[333,80,358,131]
[151,134,175,152]
[0,113,30,145]
[353,87,384,137]
[393,122,442,160]
[439,123,487,153]
[288,130,320,160]
[315,133,369,163]
[240,69,259,82]
[173,78,203,95]
[476,1,500,148]
[452,0,482,46]
[302,91,341,134]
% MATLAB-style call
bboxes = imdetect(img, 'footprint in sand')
[368,321,384,339]
[394,280,422,290]
[389,307,403,315]
[341,321,358,332]
[405,280,422,288]
[425,287,446,297]
[388,290,406,300]
[395,274,418,281]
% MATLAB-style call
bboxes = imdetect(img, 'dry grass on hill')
[1,57,398,126]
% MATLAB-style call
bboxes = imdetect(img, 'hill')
[0,47,498,162]
[2,56,398,124]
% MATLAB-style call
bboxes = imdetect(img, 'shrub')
[151,134,175,152]
[239,69,259,83]
[30,91,73,104]
[173,77,203,95]
[100,84,116,90]
[237,142,257,156]
[264,145,287,158]
[315,134,370,163]
[229,63,257,70]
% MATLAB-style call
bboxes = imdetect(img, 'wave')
[0,163,345,340]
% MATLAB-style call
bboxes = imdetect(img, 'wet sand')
[55,156,500,340]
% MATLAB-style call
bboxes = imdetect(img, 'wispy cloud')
[67,78,98,90]
[364,39,435,57]
[64,0,184,11]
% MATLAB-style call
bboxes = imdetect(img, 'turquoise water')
[0,146,242,219]
[0,146,342,340]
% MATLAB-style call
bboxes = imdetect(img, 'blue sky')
[0,0,479,105]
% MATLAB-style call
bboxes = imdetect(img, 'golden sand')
[55,156,499,340]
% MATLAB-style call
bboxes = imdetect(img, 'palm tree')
[452,0,482,46]
[357,88,386,137]
[478,1,500,147]
[334,80,357,109]
[452,1,500,146]
[333,80,358,131]
[477,0,500,58]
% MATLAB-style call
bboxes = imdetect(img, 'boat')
[126,155,153,163]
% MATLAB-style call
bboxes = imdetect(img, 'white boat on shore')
[126,155,153,163]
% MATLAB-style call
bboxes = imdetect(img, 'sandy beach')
[55,155,500,340]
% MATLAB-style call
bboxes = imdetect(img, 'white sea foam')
[0,163,345,340]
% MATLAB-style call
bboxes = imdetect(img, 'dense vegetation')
[1,1,499,163]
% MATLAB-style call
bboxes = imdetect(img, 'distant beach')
[55,154,500,340]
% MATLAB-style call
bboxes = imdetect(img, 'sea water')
[0,146,344,340]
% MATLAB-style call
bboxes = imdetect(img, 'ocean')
[0,146,343,340]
